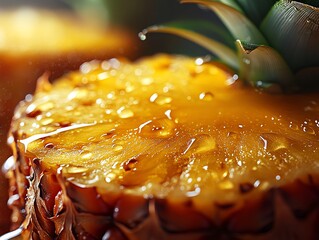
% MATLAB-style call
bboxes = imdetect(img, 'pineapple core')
[12,55,319,206]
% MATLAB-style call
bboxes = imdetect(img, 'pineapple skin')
[7,55,319,239]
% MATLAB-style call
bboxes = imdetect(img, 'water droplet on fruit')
[112,144,123,152]
[195,58,204,65]
[66,166,89,174]
[183,134,216,155]
[68,88,88,100]
[149,93,172,105]
[81,151,93,160]
[44,143,54,149]
[123,158,138,171]
[117,107,134,119]
[199,92,214,101]
[138,31,147,41]
[40,118,54,126]
[260,133,289,152]
[302,126,315,135]
[26,104,41,118]
[138,118,175,138]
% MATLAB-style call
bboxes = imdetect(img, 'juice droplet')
[123,158,138,171]
[112,144,123,152]
[149,93,172,105]
[40,118,54,126]
[44,143,54,149]
[66,166,89,174]
[138,31,147,41]
[302,126,316,135]
[183,134,216,155]
[138,118,175,138]
[81,151,93,160]
[260,133,289,152]
[199,92,214,101]
[117,107,134,119]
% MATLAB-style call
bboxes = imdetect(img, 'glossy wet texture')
[7,55,319,239]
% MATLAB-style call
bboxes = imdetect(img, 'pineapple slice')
[0,8,137,233]
[7,55,319,239]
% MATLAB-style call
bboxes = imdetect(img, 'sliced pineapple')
[7,55,319,239]
[0,8,137,233]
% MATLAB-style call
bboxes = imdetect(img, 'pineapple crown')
[142,0,319,93]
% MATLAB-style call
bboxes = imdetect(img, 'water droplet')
[199,92,214,101]
[112,144,123,152]
[186,187,201,197]
[138,118,175,138]
[164,109,172,120]
[68,88,88,100]
[155,96,172,105]
[149,93,172,105]
[26,104,41,118]
[253,180,261,188]
[138,32,147,41]
[44,143,54,149]
[260,133,290,153]
[81,151,93,160]
[123,158,138,171]
[183,134,216,155]
[40,118,54,126]
[195,58,204,65]
[302,126,316,135]
[66,166,89,174]
[117,107,134,119]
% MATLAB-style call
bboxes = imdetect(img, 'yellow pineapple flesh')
[0,8,137,233]
[7,55,319,239]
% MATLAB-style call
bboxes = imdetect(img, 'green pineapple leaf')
[182,0,268,45]
[236,40,296,92]
[143,25,239,69]
[235,0,277,26]
[261,0,319,72]
[205,0,243,12]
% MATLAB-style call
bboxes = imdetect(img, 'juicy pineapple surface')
[0,8,137,234]
[8,55,319,239]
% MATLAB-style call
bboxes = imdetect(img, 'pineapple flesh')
[7,55,319,239]
[0,8,137,233]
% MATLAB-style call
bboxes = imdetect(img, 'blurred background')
[0,0,219,235]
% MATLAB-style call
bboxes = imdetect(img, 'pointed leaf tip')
[144,25,239,69]
[236,40,296,92]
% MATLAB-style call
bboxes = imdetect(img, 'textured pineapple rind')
[11,150,319,240]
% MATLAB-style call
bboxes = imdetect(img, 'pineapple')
[0,7,136,234]
[3,0,319,240]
